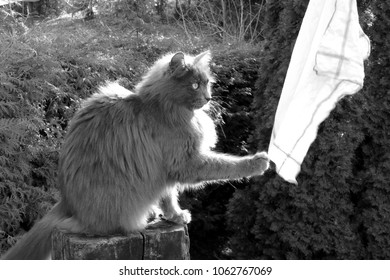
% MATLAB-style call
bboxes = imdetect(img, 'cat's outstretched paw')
[166,209,192,225]
[250,151,270,176]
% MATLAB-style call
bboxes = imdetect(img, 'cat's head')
[136,51,215,111]
[168,51,215,110]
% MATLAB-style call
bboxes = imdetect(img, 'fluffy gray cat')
[2,51,269,259]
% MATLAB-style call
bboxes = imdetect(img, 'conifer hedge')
[227,0,390,259]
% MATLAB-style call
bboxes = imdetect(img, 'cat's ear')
[193,50,211,68]
[169,52,187,77]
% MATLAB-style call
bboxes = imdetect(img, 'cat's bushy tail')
[1,202,68,260]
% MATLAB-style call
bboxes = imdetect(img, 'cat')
[1,51,269,260]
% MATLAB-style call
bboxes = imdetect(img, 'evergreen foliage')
[0,24,59,252]
[227,0,390,259]
[353,0,390,259]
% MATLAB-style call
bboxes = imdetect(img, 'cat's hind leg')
[56,216,84,234]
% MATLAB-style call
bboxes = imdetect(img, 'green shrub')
[0,25,60,253]
[227,0,390,259]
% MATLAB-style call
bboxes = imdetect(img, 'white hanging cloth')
[268,0,370,184]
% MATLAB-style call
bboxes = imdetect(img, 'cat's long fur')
[2,51,269,260]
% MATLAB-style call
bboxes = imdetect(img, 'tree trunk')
[52,220,190,260]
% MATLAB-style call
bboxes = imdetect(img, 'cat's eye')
[192,83,199,90]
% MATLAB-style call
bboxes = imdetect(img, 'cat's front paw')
[249,151,270,176]
[167,209,192,225]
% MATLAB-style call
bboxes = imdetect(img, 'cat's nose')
[205,97,211,102]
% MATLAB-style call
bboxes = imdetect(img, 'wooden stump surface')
[51,220,190,260]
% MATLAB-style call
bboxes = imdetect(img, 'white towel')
[268,0,370,184]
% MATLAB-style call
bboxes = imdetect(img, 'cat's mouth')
[193,98,210,109]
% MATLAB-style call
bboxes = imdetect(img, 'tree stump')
[51,220,190,260]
